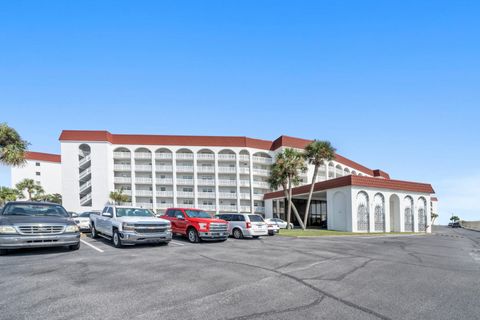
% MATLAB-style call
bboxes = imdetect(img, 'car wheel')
[69,242,80,251]
[112,230,123,248]
[91,225,98,238]
[0,249,8,256]
[187,228,199,243]
[233,228,243,239]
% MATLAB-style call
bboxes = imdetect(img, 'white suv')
[217,213,268,239]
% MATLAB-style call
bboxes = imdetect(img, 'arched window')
[344,167,351,175]
[404,196,414,232]
[357,191,369,231]
[418,197,427,232]
[335,164,343,177]
[374,193,385,232]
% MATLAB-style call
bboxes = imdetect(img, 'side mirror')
[104,212,113,218]
[177,216,185,220]
[71,213,78,218]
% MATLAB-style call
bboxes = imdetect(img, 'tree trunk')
[286,180,292,229]
[28,191,32,200]
[283,188,306,230]
[303,165,319,229]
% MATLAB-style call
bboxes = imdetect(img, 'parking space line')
[80,239,105,253]
[170,240,185,246]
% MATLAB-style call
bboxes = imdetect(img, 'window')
[35,172,41,176]
[183,199,193,205]
[35,162,40,166]
[232,215,245,222]
[183,187,193,192]
[174,210,185,219]
[160,187,166,191]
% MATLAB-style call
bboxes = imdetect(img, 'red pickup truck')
[161,208,228,243]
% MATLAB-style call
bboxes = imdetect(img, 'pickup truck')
[90,205,172,247]
[0,201,80,255]
[160,208,228,243]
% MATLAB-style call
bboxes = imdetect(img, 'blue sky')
[1,0,479,224]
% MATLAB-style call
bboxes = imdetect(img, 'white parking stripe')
[170,241,185,246]
[80,239,105,253]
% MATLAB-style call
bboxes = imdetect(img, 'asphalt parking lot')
[1,226,479,320]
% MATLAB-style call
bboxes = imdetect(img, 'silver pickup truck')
[90,205,172,247]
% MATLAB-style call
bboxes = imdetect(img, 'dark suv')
[0,201,81,255]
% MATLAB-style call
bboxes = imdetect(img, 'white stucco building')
[11,130,437,233]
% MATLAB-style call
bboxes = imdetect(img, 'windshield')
[116,208,153,217]
[3,204,69,217]
[248,214,264,222]
[185,210,212,219]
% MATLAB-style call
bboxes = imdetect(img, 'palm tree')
[36,193,62,204]
[302,140,336,228]
[109,188,129,205]
[269,148,307,230]
[0,186,20,205]
[16,179,44,200]
[0,123,29,166]
[431,212,438,225]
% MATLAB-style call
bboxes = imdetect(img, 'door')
[174,210,188,234]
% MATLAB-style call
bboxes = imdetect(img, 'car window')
[221,214,232,221]
[2,203,69,217]
[79,212,91,217]
[174,210,184,219]
[102,207,112,216]
[102,207,108,213]
[248,215,264,222]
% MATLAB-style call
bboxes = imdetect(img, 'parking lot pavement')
[1,226,480,320]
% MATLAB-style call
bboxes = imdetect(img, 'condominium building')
[10,130,437,233]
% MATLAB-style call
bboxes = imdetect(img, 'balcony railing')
[135,177,153,184]
[176,153,194,160]
[197,166,215,173]
[137,203,153,209]
[252,156,273,164]
[218,167,236,173]
[177,191,194,198]
[253,194,264,200]
[155,153,172,159]
[253,168,271,176]
[135,165,153,172]
[239,205,251,212]
[198,204,216,211]
[157,202,174,209]
[135,190,153,196]
[80,193,92,205]
[113,152,131,158]
[197,179,215,186]
[197,153,215,160]
[239,180,250,187]
[218,154,236,161]
[253,181,270,188]
[176,179,194,185]
[156,178,173,185]
[79,181,92,193]
[134,152,152,159]
[176,166,194,172]
[219,192,237,199]
[79,168,92,180]
[238,167,250,174]
[197,192,215,199]
[218,180,237,186]
[114,164,131,171]
[239,155,250,161]
[254,206,265,213]
[219,205,237,212]
[156,165,173,172]
[121,189,132,196]
[156,191,173,197]
[240,193,250,200]
[79,155,91,167]
[114,177,132,183]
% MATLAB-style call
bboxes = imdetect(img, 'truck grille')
[134,224,169,234]
[209,223,228,232]
[17,225,65,235]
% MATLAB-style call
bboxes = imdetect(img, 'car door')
[174,210,188,234]
[96,207,108,233]
[220,214,233,234]
[164,209,177,232]
[103,207,115,236]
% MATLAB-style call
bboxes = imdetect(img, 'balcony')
[254,206,265,213]
[218,180,236,186]
[197,179,215,186]
[219,205,237,212]
[135,190,153,196]
[252,156,273,164]
[253,168,271,176]
[121,189,132,196]
[239,155,250,161]
[177,191,194,198]
[198,204,216,211]
[135,165,153,172]
[197,166,215,173]
[135,177,153,184]
[240,193,250,200]
[176,153,194,160]
[134,153,152,159]
[114,164,131,171]
[80,193,92,205]
[155,153,172,160]
[137,203,153,209]
[239,205,251,212]
[113,152,131,159]
[79,168,92,180]
[239,180,250,187]
[218,154,236,161]
[157,202,174,209]
[156,178,173,185]
[253,181,270,189]
[176,179,194,185]
[238,167,250,174]
[156,191,173,197]
[218,167,236,173]
[79,155,91,167]
[219,192,237,199]
[176,166,194,172]
[253,194,264,200]
[197,192,215,199]
[79,181,92,193]
[197,153,215,160]
[156,165,173,172]
[114,177,132,184]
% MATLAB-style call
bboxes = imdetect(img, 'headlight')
[0,225,17,234]
[65,225,79,233]
[198,223,208,230]
[122,223,135,232]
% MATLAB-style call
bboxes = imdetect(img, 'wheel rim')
[188,230,196,242]
[114,233,119,245]
[234,230,240,238]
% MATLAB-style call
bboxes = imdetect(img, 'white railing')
[253,194,264,200]
[219,192,237,199]
[197,153,215,160]
[135,165,153,171]
[114,164,131,171]
[219,205,237,212]
[218,154,236,161]
[121,189,132,196]
[218,167,236,173]
[79,155,91,167]
[80,193,92,204]
[156,165,173,172]
[156,178,173,184]
[198,205,216,211]
[177,191,194,198]
[197,180,215,186]
[239,155,250,161]
[157,202,174,209]
[156,191,173,197]
[135,190,153,196]
[113,152,131,158]
[252,156,273,164]
[176,179,194,185]
[114,177,132,183]
[253,168,271,176]
[176,153,194,160]
[197,192,215,199]
[254,206,265,213]
[239,180,250,187]
[197,166,215,173]
[137,203,153,209]
[79,168,91,180]
[176,166,194,172]
[253,181,270,188]
[239,206,251,212]
[238,167,250,174]
[218,180,237,186]
[79,181,92,193]
[134,152,152,159]
[135,177,153,184]
[240,193,250,200]
[119,202,132,206]
[155,153,172,159]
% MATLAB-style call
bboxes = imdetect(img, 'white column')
[426,197,432,234]
[235,152,241,212]
[151,151,157,212]
[172,152,178,207]
[413,198,419,233]
[384,193,391,233]
[193,153,198,208]
[214,152,219,215]
[249,153,254,213]
[131,153,136,206]
[368,191,375,232]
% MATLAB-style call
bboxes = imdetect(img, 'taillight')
[246,222,251,229]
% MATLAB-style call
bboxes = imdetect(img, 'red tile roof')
[263,175,435,200]
[25,151,61,163]
[59,130,381,176]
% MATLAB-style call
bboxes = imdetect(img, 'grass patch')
[278,229,416,237]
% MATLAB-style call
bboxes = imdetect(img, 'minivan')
[217,213,268,239]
